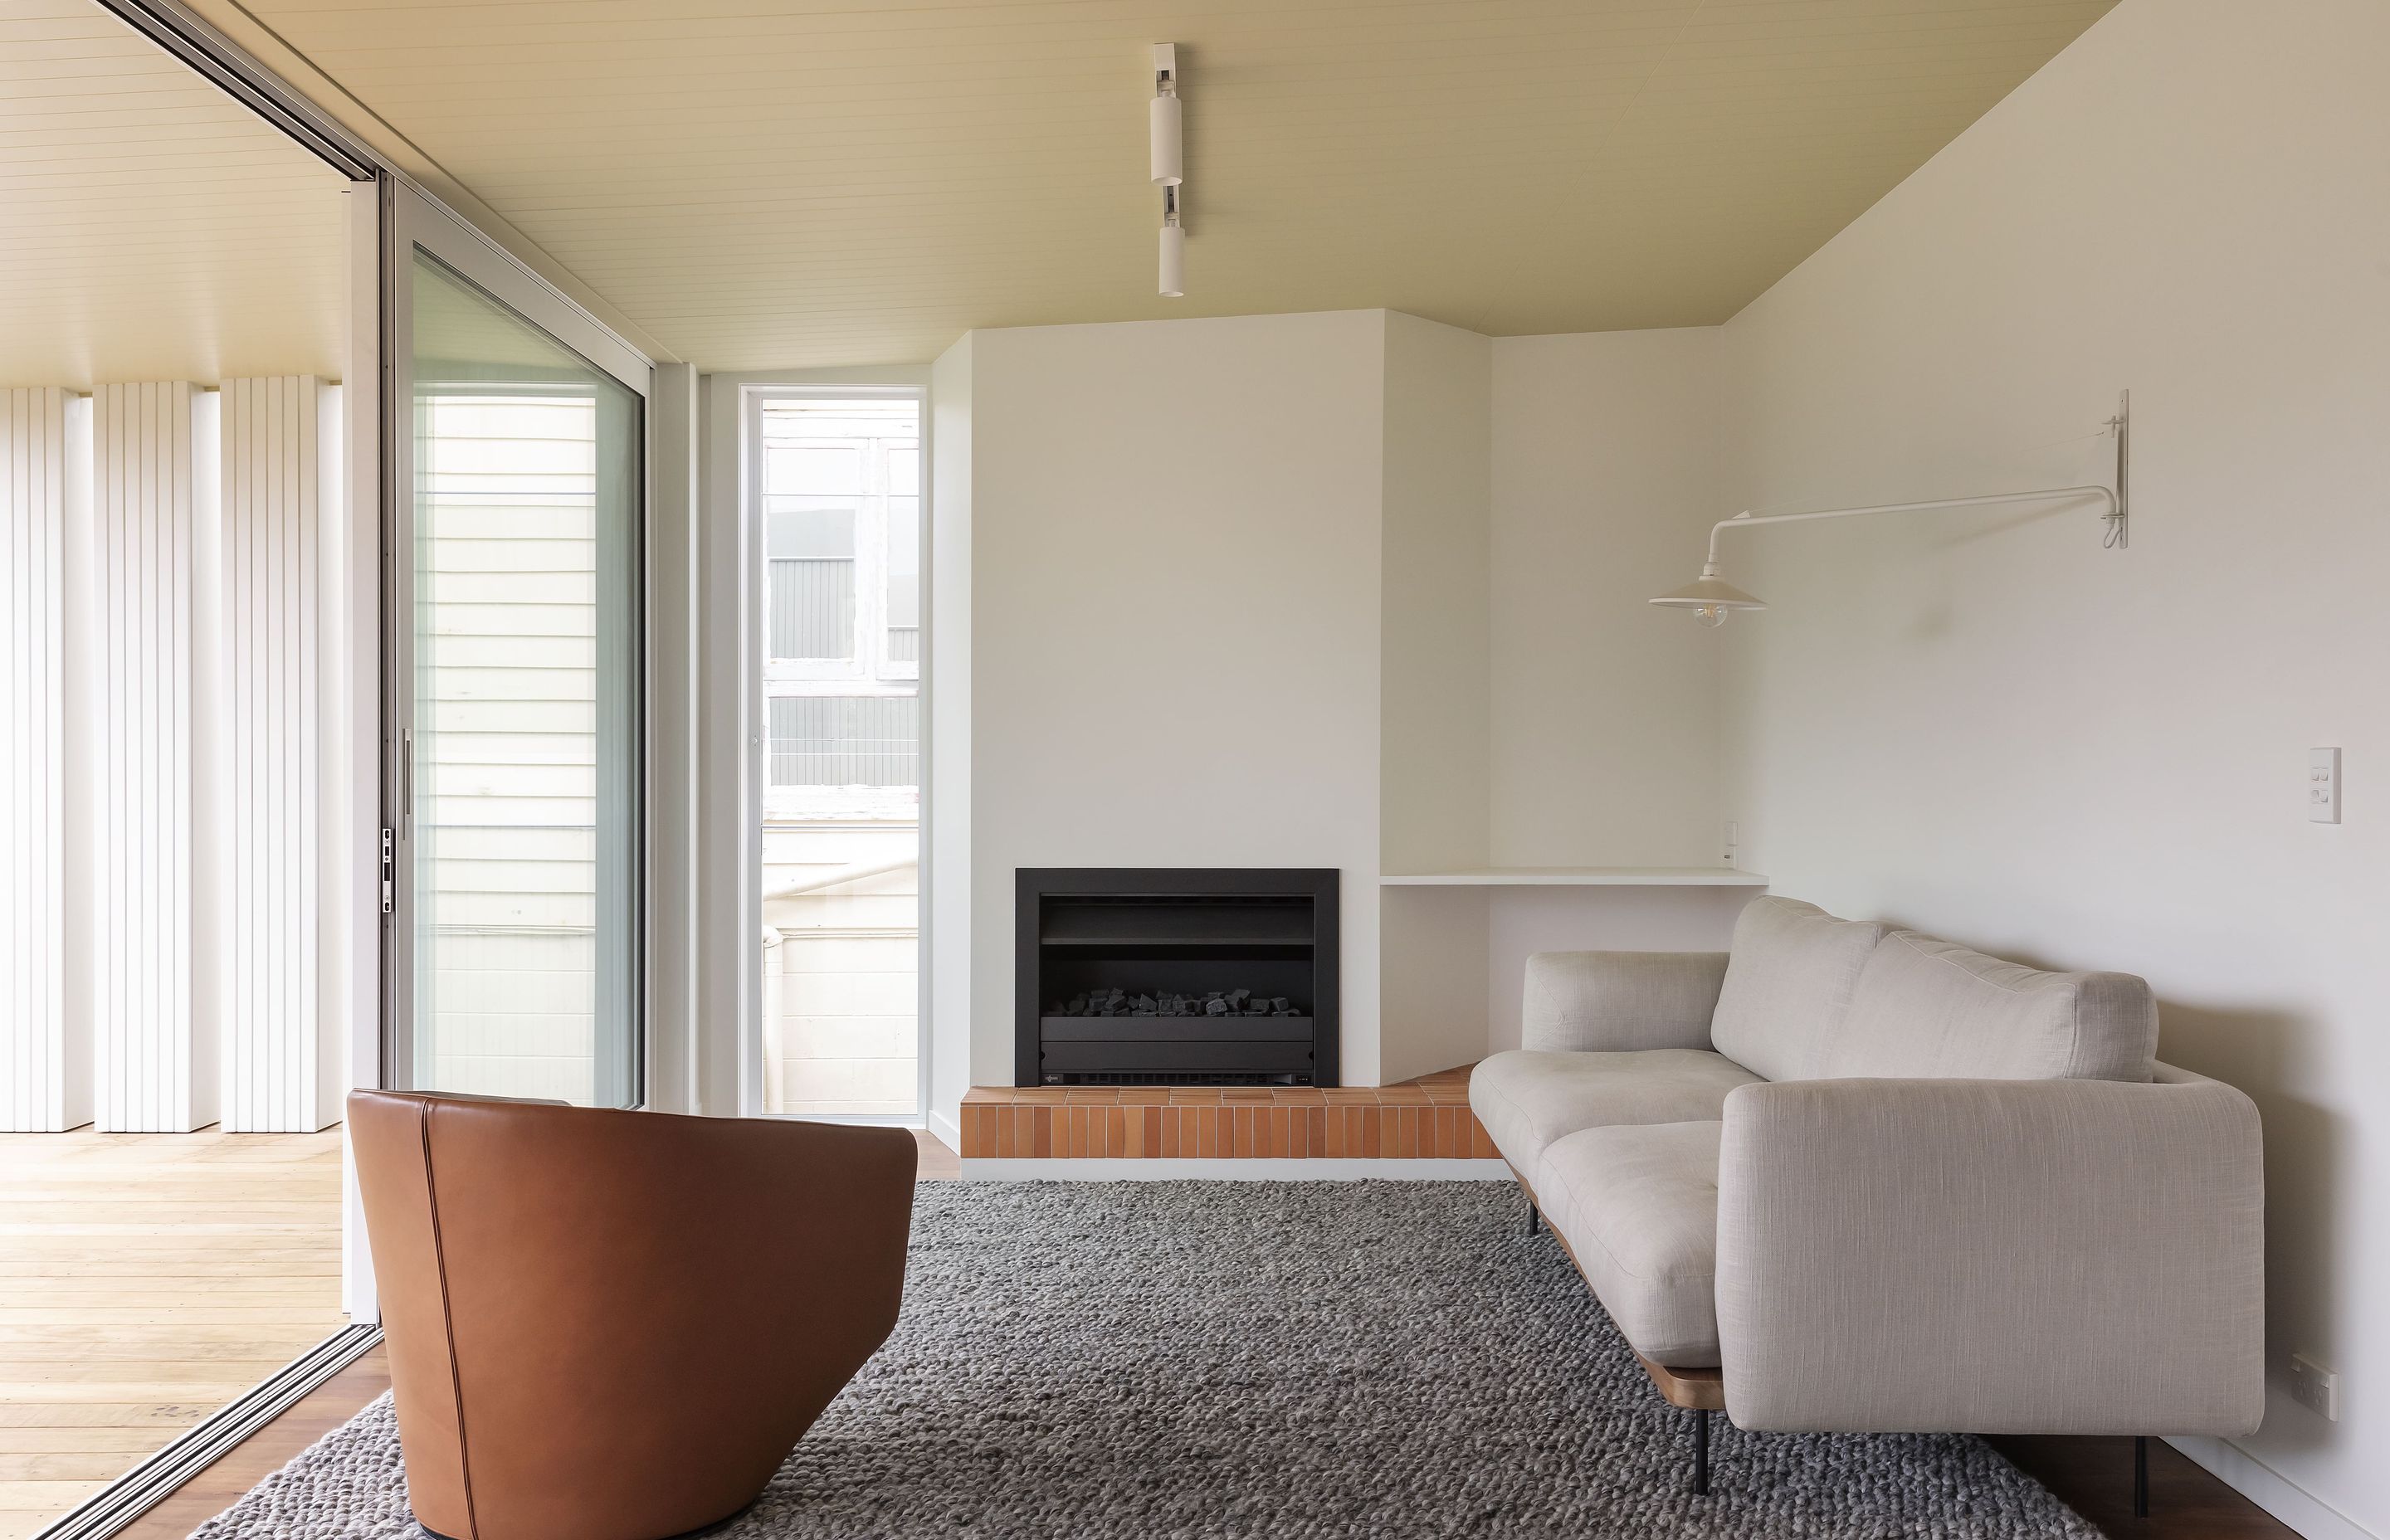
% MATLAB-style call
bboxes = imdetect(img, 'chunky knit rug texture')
[194,1181,2096,1538]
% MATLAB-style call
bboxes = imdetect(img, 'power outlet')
[2309,748,2341,823]
[2290,1353,2340,1421]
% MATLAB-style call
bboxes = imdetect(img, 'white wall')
[1490,328,1727,869]
[963,311,1389,1089]
[1378,312,1494,1081]
[1484,886,1751,1055]
[1380,311,1491,875]
[1715,2,2390,1533]
[940,310,1758,1102]
[646,361,700,1114]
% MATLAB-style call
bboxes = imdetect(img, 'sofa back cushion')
[1822,929,2159,1082]
[1708,897,1885,1082]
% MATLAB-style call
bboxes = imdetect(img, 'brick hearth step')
[958,1065,1493,1159]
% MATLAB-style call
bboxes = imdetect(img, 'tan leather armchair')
[349,1091,917,1540]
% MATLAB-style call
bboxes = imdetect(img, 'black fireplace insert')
[1014,868,1339,1087]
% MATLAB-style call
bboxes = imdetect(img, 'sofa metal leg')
[1525,1201,1540,1236]
[1692,1408,1710,1497]
[2132,1435,2149,1518]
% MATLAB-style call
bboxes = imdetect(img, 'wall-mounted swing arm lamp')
[1652,392,2132,626]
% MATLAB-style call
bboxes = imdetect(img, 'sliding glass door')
[385,185,649,1107]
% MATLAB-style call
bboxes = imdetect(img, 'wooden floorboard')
[1989,1435,2298,1540]
[914,1127,960,1180]
[108,1352,388,1540]
[0,1127,344,1540]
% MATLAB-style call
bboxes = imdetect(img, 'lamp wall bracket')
[2105,388,2130,548]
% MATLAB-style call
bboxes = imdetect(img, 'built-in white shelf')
[1380,866,1769,888]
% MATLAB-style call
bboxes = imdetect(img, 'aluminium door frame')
[378,178,656,1110]
[90,0,669,1337]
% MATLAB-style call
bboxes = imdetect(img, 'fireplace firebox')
[1015,869,1339,1087]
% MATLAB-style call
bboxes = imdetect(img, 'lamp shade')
[1650,573,1766,612]
[1158,222,1185,297]
[1150,92,1183,185]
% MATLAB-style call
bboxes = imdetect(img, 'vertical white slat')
[269,378,289,1128]
[95,384,124,1128]
[218,376,332,1132]
[3,391,22,1125]
[90,383,215,1133]
[300,382,324,1128]
[192,385,225,1131]
[235,377,257,1131]
[94,389,115,1126]
[235,378,253,1130]
[0,388,84,1130]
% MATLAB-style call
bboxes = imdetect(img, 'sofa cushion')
[1469,1050,1760,1176]
[1820,929,2159,1082]
[1538,1120,1724,1367]
[1708,897,1885,1082]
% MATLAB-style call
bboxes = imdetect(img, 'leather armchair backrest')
[349,1090,916,1540]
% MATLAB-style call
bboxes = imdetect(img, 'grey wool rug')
[194,1182,2097,1539]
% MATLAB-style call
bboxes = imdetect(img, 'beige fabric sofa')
[1471,896,2265,1453]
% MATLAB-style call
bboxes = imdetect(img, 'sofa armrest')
[1521,950,1728,1053]
[1714,1065,2263,1436]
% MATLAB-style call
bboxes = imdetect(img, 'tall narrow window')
[754,395,921,1118]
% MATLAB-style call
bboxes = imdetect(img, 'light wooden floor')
[0,1127,345,1540]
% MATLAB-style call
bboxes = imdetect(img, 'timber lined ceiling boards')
[0,0,346,387]
[230,0,2110,371]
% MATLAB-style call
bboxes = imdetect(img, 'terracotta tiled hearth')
[958,1065,1491,1160]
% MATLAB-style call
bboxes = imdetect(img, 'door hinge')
[380,826,395,914]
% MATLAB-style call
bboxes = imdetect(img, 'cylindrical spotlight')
[1150,90,1182,185]
[1159,219,1186,298]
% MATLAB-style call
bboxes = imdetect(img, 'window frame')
[381,179,652,1117]
[732,380,929,1127]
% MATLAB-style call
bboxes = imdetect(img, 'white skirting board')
[928,1107,964,1152]
[958,1157,1512,1182]
[2167,1435,2378,1540]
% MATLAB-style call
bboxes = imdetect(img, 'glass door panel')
[394,229,643,1106]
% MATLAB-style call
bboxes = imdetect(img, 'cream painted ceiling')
[227,0,2110,371]
[0,0,347,388]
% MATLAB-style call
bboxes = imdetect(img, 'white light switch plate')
[2290,1352,2340,1421]
[2310,748,2341,823]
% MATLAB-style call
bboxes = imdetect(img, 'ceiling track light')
[1153,43,1185,296]
[1651,392,2132,626]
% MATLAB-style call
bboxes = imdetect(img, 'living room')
[0,2,2381,1538]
